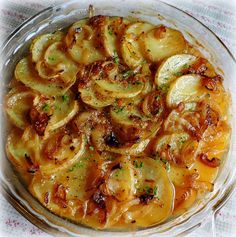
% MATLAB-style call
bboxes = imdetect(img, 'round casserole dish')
[0,0,236,236]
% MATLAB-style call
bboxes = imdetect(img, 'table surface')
[0,0,236,237]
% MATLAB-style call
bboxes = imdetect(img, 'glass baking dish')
[0,0,236,236]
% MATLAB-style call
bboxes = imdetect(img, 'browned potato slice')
[65,19,105,64]
[5,87,35,129]
[30,31,64,63]
[15,57,72,95]
[121,22,154,68]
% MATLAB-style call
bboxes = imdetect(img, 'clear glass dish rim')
[0,0,236,236]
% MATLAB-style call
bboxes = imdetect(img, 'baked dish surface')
[5,15,230,230]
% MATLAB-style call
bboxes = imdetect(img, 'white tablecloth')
[0,0,236,236]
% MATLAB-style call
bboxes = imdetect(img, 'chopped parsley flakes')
[62,94,69,103]
[113,50,119,64]
[42,103,50,112]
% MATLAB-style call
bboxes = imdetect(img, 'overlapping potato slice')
[45,90,79,135]
[6,128,40,173]
[15,57,71,95]
[141,26,186,62]
[65,19,104,64]
[155,54,197,86]
[104,156,135,202]
[30,31,64,63]
[38,42,79,85]
[110,97,145,127]
[5,87,36,129]
[100,17,129,57]
[166,74,203,107]
[39,129,86,175]
[7,126,86,175]
[29,148,99,219]
[95,79,143,98]
[91,125,150,156]
[153,133,198,166]
[121,22,154,68]
[123,157,174,227]
[79,83,114,108]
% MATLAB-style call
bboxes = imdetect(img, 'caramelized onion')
[199,153,221,168]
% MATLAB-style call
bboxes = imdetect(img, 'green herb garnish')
[42,103,50,112]
[122,70,133,79]
[89,146,94,151]
[115,106,125,113]
[108,25,113,35]
[157,84,169,94]
[48,56,56,61]
[69,162,84,172]
[161,158,170,172]
[134,160,143,168]
[113,50,119,64]
[182,63,189,69]
[62,94,69,103]
[173,71,183,77]
[153,186,158,197]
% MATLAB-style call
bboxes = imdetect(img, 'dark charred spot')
[70,146,75,151]
[44,192,49,204]
[139,194,154,204]
[92,191,106,209]
[75,92,81,100]
[111,163,122,171]
[27,164,39,173]
[105,132,120,147]
[25,153,33,165]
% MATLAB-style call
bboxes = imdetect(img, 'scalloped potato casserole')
[5,15,230,230]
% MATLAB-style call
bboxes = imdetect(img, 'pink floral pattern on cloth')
[0,0,236,237]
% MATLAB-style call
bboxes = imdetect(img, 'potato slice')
[123,157,174,227]
[15,57,71,96]
[42,42,78,85]
[79,83,114,108]
[6,128,40,172]
[29,149,100,220]
[30,31,64,63]
[155,54,197,86]
[141,26,186,62]
[154,133,189,150]
[45,91,79,136]
[110,97,145,127]
[95,79,143,98]
[153,133,199,166]
[106,156,135,201]
[100,17,129,57]
[121,22,154,68]
[65,20,104,64]
[5,87,35,129]
[91,126,150,156]
[39,130,86,175]
[166,74,203,107]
